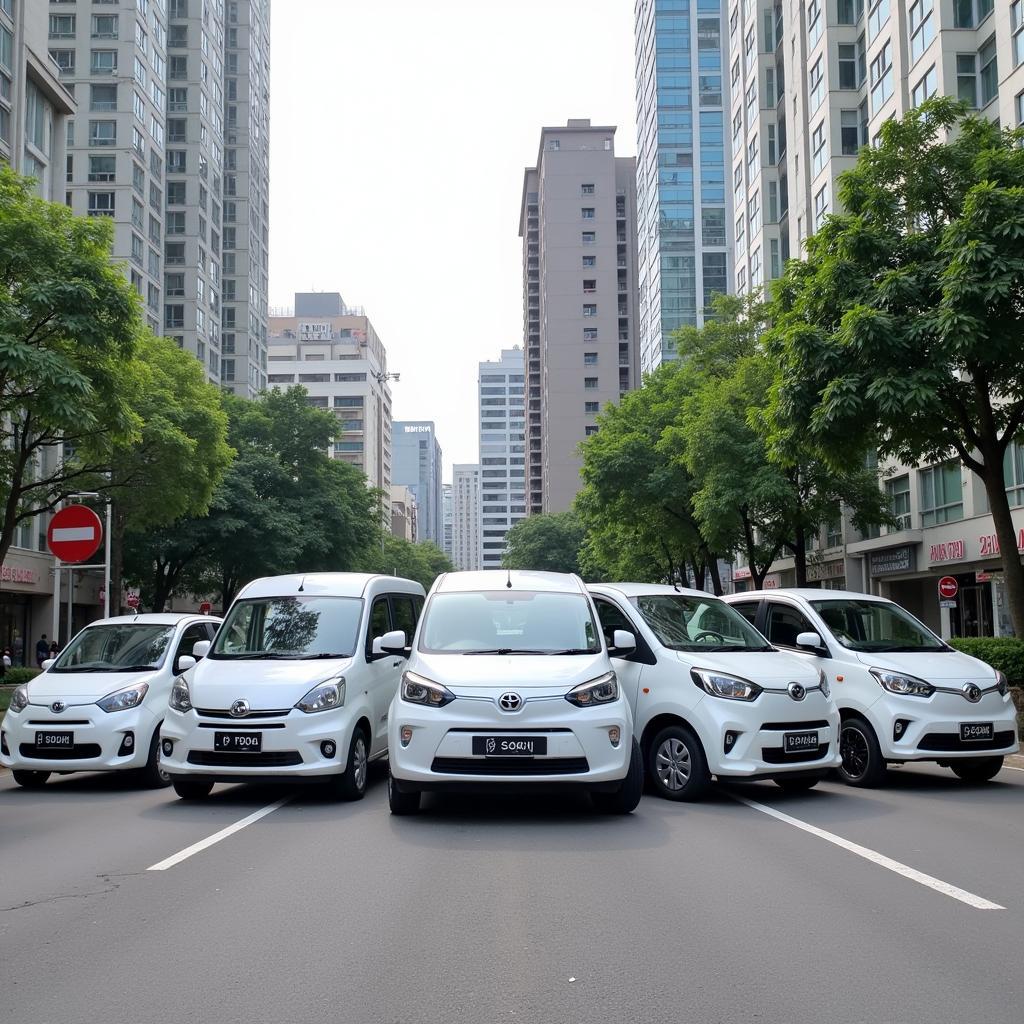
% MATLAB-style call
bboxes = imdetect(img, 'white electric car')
[160,573,425,800]
[386,570,643,815]
[724,589,1020,786]
[588,584,841,800]
[1,613,220,789]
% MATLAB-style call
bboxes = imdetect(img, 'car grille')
[761,743,830,765]
[195,708,292,719]
[19,743,102,760]
[761,720,830,731]
[918,731,1015,752]
[187,750,303,767]
[431,757,590,776]
[27,720,90,726]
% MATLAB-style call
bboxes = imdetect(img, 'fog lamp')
[320,740,337,758]
[400,725,413,747]
[161,739,173,757]
[608,726,621,747]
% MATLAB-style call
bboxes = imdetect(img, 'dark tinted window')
[176,623,210,663]
[366,597,392,657]
[390,595,420,645]
[764,603,815,648]
[730,601,760,626]
[594,599,635,645]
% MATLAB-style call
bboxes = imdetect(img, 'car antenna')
[505,568,512,589]
[297,575,306,593]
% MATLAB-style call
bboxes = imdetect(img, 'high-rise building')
[390,485,417,543]
[519,119,639,514]
[452,464,482,571]
[441,483,453,560]
[478,348,526,568]
[2,0,75,203]
[634,0,732,372]
[392,421,443,547]
[268,293,392,496]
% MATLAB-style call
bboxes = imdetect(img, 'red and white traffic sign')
[125,591,140,609]
[938,576,959,600]
[199,601,212,615]
[47,505,103,563]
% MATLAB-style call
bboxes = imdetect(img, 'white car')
[724,589,1020,786]
[160,573,425,800]
[386,570,643,815]
[1,613,220,789]
[588,584,841,800]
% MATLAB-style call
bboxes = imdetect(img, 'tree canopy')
[502,512,586,575]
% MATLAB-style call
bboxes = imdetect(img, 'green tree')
[767,99,1024,631]
[356,534,453,591]
[502,512,585,575]
[0,167,142,568]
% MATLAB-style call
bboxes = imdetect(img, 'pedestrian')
[0,647,9,679]
[35,634,49,667]
[49,640,59,659]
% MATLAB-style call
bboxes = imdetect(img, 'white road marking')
[147,797,289,871]
[1003,764,1024,773]
[734,794,1004,910]
[52,527,95,542]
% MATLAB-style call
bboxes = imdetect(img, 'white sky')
[268,0,637,480]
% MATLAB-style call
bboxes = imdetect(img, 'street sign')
[47,505,103,563]
[199,601,212,615]
[125,591,140,610]
[940,599,957,609]
[938,576,959,600]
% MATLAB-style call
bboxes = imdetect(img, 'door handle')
[392,660,402,667]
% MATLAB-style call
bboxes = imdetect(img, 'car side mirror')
[796,631,823,651]
[176,655,197,673]
[610,629,636,654]
[192,640,211,660]
[41,658,55,671]
[376,629,407,656]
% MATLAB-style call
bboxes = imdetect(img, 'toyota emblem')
[498,691,523,712]
[230,699,250,718]
[787,682,806,702]
[963,683,982,704]
[50,701,66,714]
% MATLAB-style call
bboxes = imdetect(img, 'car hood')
[189,657,354,710]
[411,652,610,693]
[26,669,158,705]
[854,649,996,683]
[673,649,822,686]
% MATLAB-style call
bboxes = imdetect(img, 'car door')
[362,594,397,753]
[762,600,826,669]
[163,621,211,704]
[592,597,648,714]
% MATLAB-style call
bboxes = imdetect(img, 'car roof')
[236,572,424,600]
[434,570,586,594]
[83,613,220,626]
[588,582,716,600]
[724,588,893,603]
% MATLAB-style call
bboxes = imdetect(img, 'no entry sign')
[47,505,103,563]
[938,576,959,600]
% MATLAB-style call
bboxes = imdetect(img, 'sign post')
[47,504,106,644]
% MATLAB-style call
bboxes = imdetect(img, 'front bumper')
[388,691,632,788]
[0,702,158,773]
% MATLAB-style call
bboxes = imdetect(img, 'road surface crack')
[0,871,139,913]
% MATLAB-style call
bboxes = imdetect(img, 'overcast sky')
[268,0,637,480]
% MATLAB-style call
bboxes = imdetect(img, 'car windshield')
[632,595,772,652]
[210,596,363,659]
[810,599,946,652]
[51,624,175,672]
[419,591,600,654]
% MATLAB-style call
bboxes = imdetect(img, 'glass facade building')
[634,0,732,373]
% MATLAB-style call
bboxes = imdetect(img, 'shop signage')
[764,575,781,589]
[869,546,916,577]
[732,567,752,580]
[976,571,994,583]
[0,565,37,585]
[938,576,959,600]
[929,539,965,564]
[403,425,431,433]
[978,529,1024,558]
[298,322,332,340]
[806,559,844,582]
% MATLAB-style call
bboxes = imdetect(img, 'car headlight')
[295,679,345,713]
[691,668,762,701]
[169,676,192,712]
[996,670,1009,697]
[96,682,149,712]
[8,685,29,714]
[565,671,618,708]
[818,668,830,698]
[401,671,455,708]
[870,668,934,698]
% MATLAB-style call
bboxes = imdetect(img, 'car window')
[730,601,760,626]
[764,603,815,648]
[594,599,635,646]
[204,621,219,641]
[390,594,419,645]
[366,597,392,658]
[175,623,210,663]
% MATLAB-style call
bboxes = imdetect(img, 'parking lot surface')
[1,762,1022,1024]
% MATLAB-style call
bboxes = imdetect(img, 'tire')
[592,739,644,814]
[838,717,887,787]
[325,728,369,801]
[12,770,50,789]
[388,769,421,815]
[135,728,171,789]
[951,756,1003,783]
[172,777,214,800]
[774,774,821,793]
[646,724,711,802]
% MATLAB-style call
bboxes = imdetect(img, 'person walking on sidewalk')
[35,635,49,668]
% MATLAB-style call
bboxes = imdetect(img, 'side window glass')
[594,599,635,646]
[765,604,814,648]
[390,595,417,645]
[176,624,208,662]
[731,601,760,626]
[366,598,391,658]
[205,622,219,641]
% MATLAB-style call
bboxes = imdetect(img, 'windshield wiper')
[113,664,160,671]
[52,665,112,672]
[214,652,292,660]
[296,652,351,660]
[461,648,548,655]
[546,648,599,656]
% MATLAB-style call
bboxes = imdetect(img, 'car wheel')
[774,774,822,793]
[838,718,887,787]
[136,728,171,789]
[12,770,51,789]
[327,728,369,802]
[172,778,214,800]
[646,724,711,801]
[951,757,1003,783]
[592,738,644,814]
[388,769,421,815]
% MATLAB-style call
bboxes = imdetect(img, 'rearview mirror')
[41,658,55,671]
[376,629,407,656]
[610,629,636,654]
[796,631,823,651]
[176,655,197,673]
[192,640,211,660]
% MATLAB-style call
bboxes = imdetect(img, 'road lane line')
[733,795,1004,910]
[1004,765,1024,773]
[147,798,289,871]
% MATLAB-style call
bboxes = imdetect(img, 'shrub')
[0,668,41,687]
[948,637,1024,686]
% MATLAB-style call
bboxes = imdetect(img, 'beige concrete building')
[452,464,482,571]
[390,485,417,543]
[519,119,640,514]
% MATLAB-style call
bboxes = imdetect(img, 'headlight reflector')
[691,668,762,701]
[565,671,618,707]
[401,671,455,708]
[295,680,345,713]
[169,676,192,712]
[870,668,934,698]
[97,682,149,713]
[8,685,29,714]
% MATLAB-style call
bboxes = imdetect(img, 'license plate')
[783,731,819,754]
[959,722,993,742]
[472,735,548,757]
[214,731,262,752]
[35,731,73,748]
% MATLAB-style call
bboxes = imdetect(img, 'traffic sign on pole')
[125,591,140,610]
[47,505,103,563]
[938,576,959,600]
[199,601,212,615]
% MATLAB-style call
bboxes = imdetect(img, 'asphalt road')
[1,761,1022,1024]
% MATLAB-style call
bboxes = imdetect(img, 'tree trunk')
[690,557,706,592]
[982,468,1024,637]
[792,521,808,587]
[706,555,723,595]
[109,505,126,616]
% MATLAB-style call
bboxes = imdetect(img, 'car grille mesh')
[430,757,590,776]
[187,750,303,767]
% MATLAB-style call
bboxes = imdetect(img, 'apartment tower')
[452,464,482,571]
[392,422,443,547]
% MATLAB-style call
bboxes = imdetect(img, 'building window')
[582,304,597,317]
[585,426,599,437]
[90,49,117,74]
[838,43,858,89]
[581,207,595,219]
[581,183,594,194]
[869,40,893,115]
[909,0,934,65]
[166,211,185,234]
[957,54,978,108]
[953,0,994,30]
[749,246,762,290]
[88,120,116,147]
[867,0,890,41]
[88,154,115,182]
[840,110,860,155]
[747,190,760,234]
[167,180,186,205]
[584,402,600,415]
[1004,442,1024,507]
[51,49,75,74]
[582,255,595,267]
[168,150,186,173]
[584,377,599,390]
[1017,90,1024,127]
[837,0,864,24]
[911,65,937,109]
[808,0,822,46]
[814,184,829,231]
[584,352,598,366]
[811,121,826,176]
[87,191,115,217]
[769,237,780,279]
[919,461,963,526]
[583,327,598,341]
[809,57,824,111]
[165,241,185,265]
[1013,2,1024,68]
[49,15,76,39]
[583,279,596,293]
[90,84,118,112]
[884,475,912,529]
[581,231,596,245]
[91,14,118,39]
[979,36,997,106]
